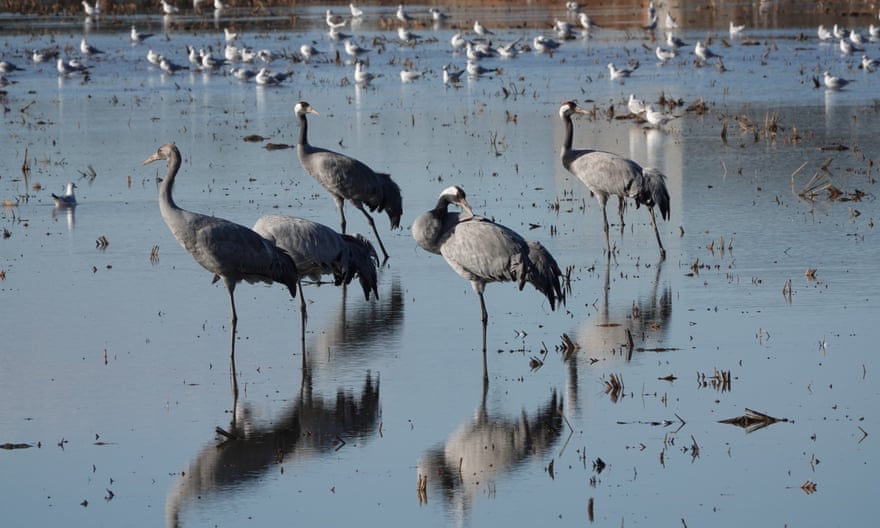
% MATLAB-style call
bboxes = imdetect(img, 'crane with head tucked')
[413,185,565,325]
[558,100,670,260]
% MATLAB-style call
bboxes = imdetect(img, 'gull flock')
[2,1,876,101]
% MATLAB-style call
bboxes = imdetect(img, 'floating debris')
[719,408,790,433]
[96,235,109,249]
[0,442,32,450]
[264,143,293,150]
[800,480,818,495]
[243,134,269,142]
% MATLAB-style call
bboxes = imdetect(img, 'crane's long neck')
[562,114,574,156]
[159,150,182,218]
[297,112,309,149]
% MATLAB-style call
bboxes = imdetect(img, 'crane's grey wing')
[568,150,642,198]
[439,218,529,289]
[253,214,346,280]
[184,215,295,289]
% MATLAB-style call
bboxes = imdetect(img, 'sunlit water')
[2,1,879,526]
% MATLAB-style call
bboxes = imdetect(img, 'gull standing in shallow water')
[823,71,852,90]
[52,182,77,206]
[293,102,402,262]
[142,143,299,343]
[558,101,670,260]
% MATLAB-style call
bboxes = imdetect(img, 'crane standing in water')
[558,100,670,260]
[293,101,402,262]
[143,143,299,340]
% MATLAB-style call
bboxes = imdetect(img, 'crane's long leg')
[478,291,489,324]
[356,205,390,262]
[335,197,348,234]
[298,281,307,321]
[649,206,666,261]
[481,321,489,387]
[226,286,240,404]
[600,206,611,256]
[617,195,626,235]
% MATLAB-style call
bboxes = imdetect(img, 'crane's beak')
[458,197,475,217]
[143,152,162,165]
[307,107,319,116]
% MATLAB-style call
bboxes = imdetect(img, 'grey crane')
[293,101,402,263]
[252,214,379,321]
[412,185,565,325]
[559,100,670,260]
[143,143,300,339]
[413,186,564,381]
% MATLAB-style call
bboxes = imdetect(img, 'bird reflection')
[306,273,404,363]
[51,203,76,230]
[566,256,671,409]
[165,368,380,528]
[417,385,563,522]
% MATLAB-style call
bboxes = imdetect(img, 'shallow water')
[2,1,879,526]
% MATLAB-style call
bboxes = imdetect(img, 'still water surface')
[1,1,879,526]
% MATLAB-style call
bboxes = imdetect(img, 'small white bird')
[213,0,226,10]
[396,4,412,23]
[327,26,351,42]
[0,60,24,73]
[442,64,464,84]
[56,57,86,75]
[645,105,673,127]
[578,12,600,31]
[255,67,288,86]
[344,39,370,58]
[817,25,833,41]
[354,60,374,85]
[326,9,346,29]
[823,71,852,90]
[230,67,256,81]
[473,20,494,36]
[466,59,498,77]
[224,27,239,42]
[665,12,678,29]
[131,25,154,43]
[161,0,179,15]
[566,1,580,12]
[861,54,880,72]
[695,41,721,63]
[349,3,364,18]
[839,38,862,56]
[729,21,745,36]
[82,0,100,17]
[665,31,687,49]
[655,46,677,63]
[224,44,241,62]
[32,49,50,63]
[146,48,162,65]
[643,15,658,31]
[52,182,77,206]
[160,57,187,74]
[533,35,561,53]
[465,41,491,61]
[398,27,422,44]
[429,7,448,21]
[627,94,647,115]
[450,32,467,50]
[869,24,880,41]
[300,44,322,62]
[833,24,848,40]
[497,39,520,59]
[200,51,227,71]
[399,69,422,82]
[608,62,634,79]
[80,38,103,55]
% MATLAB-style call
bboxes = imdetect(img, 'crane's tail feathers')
[526,241,566,311]
[635,168,670,221]
[342,233,380,301]
[272,246,300,300]
[365,173,403,230]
